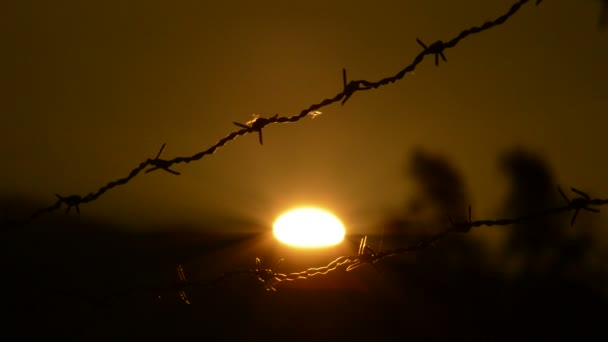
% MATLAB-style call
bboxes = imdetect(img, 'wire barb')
[416,38,447,66]
[341,68,357,105]
[233,114,279,145]
[55,194,82,214]
[145,143,181,175]
[557,186,600,226]
[346,236,380,271]
[448,206,473,233]
[341,68,373,105]
[252,257,284,291]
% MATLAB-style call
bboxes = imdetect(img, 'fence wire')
[2,0,543,231]
[2,0,607,301]
[205,186,607,294]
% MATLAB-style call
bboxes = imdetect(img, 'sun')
[273,207,345,248]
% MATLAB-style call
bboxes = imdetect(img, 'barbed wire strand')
[1,0,541,232]
[27,184,608,303]
[5,0,607,301]
[210,187,607,293]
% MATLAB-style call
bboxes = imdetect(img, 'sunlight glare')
[273,207,345,248]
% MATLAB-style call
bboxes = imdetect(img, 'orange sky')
[1,0,607,236]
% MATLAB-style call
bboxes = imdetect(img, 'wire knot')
[233,114,278,145]
[146,143,180,175]
[252,257,284,291]
[341,68,373,105]
[416,38,447,66]
[55,194,82,214]
[347,236,380,271]
[558,186,600,226]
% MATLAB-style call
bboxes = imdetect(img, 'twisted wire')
[7,0,607,299]
[1,0,539,231]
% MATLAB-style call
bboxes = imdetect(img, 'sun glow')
[273,207,345,248]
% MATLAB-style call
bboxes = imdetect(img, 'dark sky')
[2,0,608,338]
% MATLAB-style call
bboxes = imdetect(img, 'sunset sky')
[2,0,607,234]
[2,0,608,338]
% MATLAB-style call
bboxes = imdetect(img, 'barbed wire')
[4,0,607,304]
[204,186,607,293]
[1,0,542,231]
[21,183,608,304]
[96,188,599,300]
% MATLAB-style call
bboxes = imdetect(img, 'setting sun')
[273,207,345,248]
